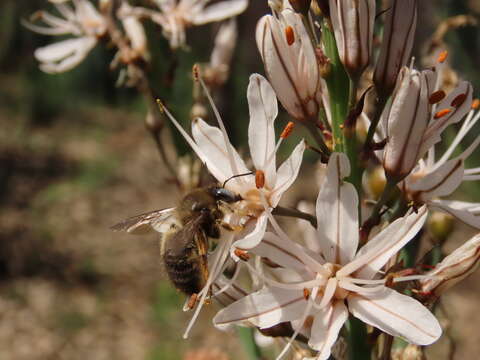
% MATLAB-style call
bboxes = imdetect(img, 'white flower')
[162,73,305,251]
[381,65,473,181]
[23,0,106,73]
[117,2,149,62]
[214,153,441,359]
[420,233,480,298]
[150,0,248,49]
[329,0,375,78]
[256,7,321,122]
[399,94,480,228]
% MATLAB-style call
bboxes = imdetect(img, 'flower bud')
[427,212,454,242]
[382,67,430,181]
[328,0,375,78]
[256,11,321,123]
[421,233,480,298]
[374,0,417,96]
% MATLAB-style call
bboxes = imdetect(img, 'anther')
[234,248,251,261]
[285,26,295,46]
[280,121,295,139]
[187,293,198,309]
[192,64,200,82]
[437,50,448,63]
[303,288,310,300]
[156,98,165,113]
[428,90,446,104]
[255,169,265,189]
[472,99,480,110]
[451,93,467,108]
[434,108,452,119]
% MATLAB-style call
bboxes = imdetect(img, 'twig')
[272,206,318,228]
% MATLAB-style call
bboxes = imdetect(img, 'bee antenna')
[222,172,254,188]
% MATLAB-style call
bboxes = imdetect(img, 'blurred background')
[1,1,480,359]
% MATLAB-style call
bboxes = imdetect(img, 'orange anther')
[434,108,452,119]
[234,248,251,261]
[255,169,265,189]
[187,293,198,309]
[280,121,295,139]
[428,90,446,104]
[285,26,295,45]
[451,93,467,108]
[303,288,310,300]
[472,99,480,110]
[437,50,448,63]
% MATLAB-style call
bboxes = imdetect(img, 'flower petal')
[339,205,427,279]
[192,118,249,189]
[316,152,359,265]
[269,140,305,207]
[247,74,278,188]
[213,286,307,330]
[34,36,95,63]
[309,301,348,360]
[406,158,464,201]
[191,0,248,25]
[233,213,268,250]
[428,199,480,229]
[348,287,442,345]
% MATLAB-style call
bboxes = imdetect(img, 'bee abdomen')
[163,251,204,295]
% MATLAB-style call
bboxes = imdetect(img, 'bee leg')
[187,293,198,309]
[194,234,211,300]
[221,222,242,232]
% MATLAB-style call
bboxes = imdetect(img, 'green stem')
[344,77,362,195]
[272,206,318,228]
[346,317,371,360]
[321,20,350,153]
[237,327,263,360]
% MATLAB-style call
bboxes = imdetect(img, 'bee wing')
[111,208,177,235]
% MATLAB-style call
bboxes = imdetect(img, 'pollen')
[303,288,310,300]
[234,248,251,261]
[434,108,452,119]
[451,93,467,108]
[187,293,198,309]
[428,90,446,104]
[280,121,295,139]
[285,26,295,46]
[472,99,480,110]
[437,50,448,63]
[255,169,265,189]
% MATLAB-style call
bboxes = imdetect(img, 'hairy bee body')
[112,185,241,296]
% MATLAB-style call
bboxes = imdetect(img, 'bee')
[111,185,242,296]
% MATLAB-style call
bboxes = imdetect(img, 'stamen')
[212,263,242,298]
[280,121,295,139]
[472,99,480,110]
[285,25,295,45]
[255,170,265,189]
[451,93,467,108]
[434,108,452,119]
[193,65,244,185]
[303,288,310,300]
[183,234,233,338]
[428,90,446,104]
[317,277,337,309]
[234,248,251,261]
[437,50,448,63]
[187,293,198,310]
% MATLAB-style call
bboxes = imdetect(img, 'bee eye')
[213,188,241,203]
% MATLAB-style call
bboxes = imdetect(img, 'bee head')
[210,187,242,203]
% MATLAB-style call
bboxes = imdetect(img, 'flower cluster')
[27,0,480,359]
